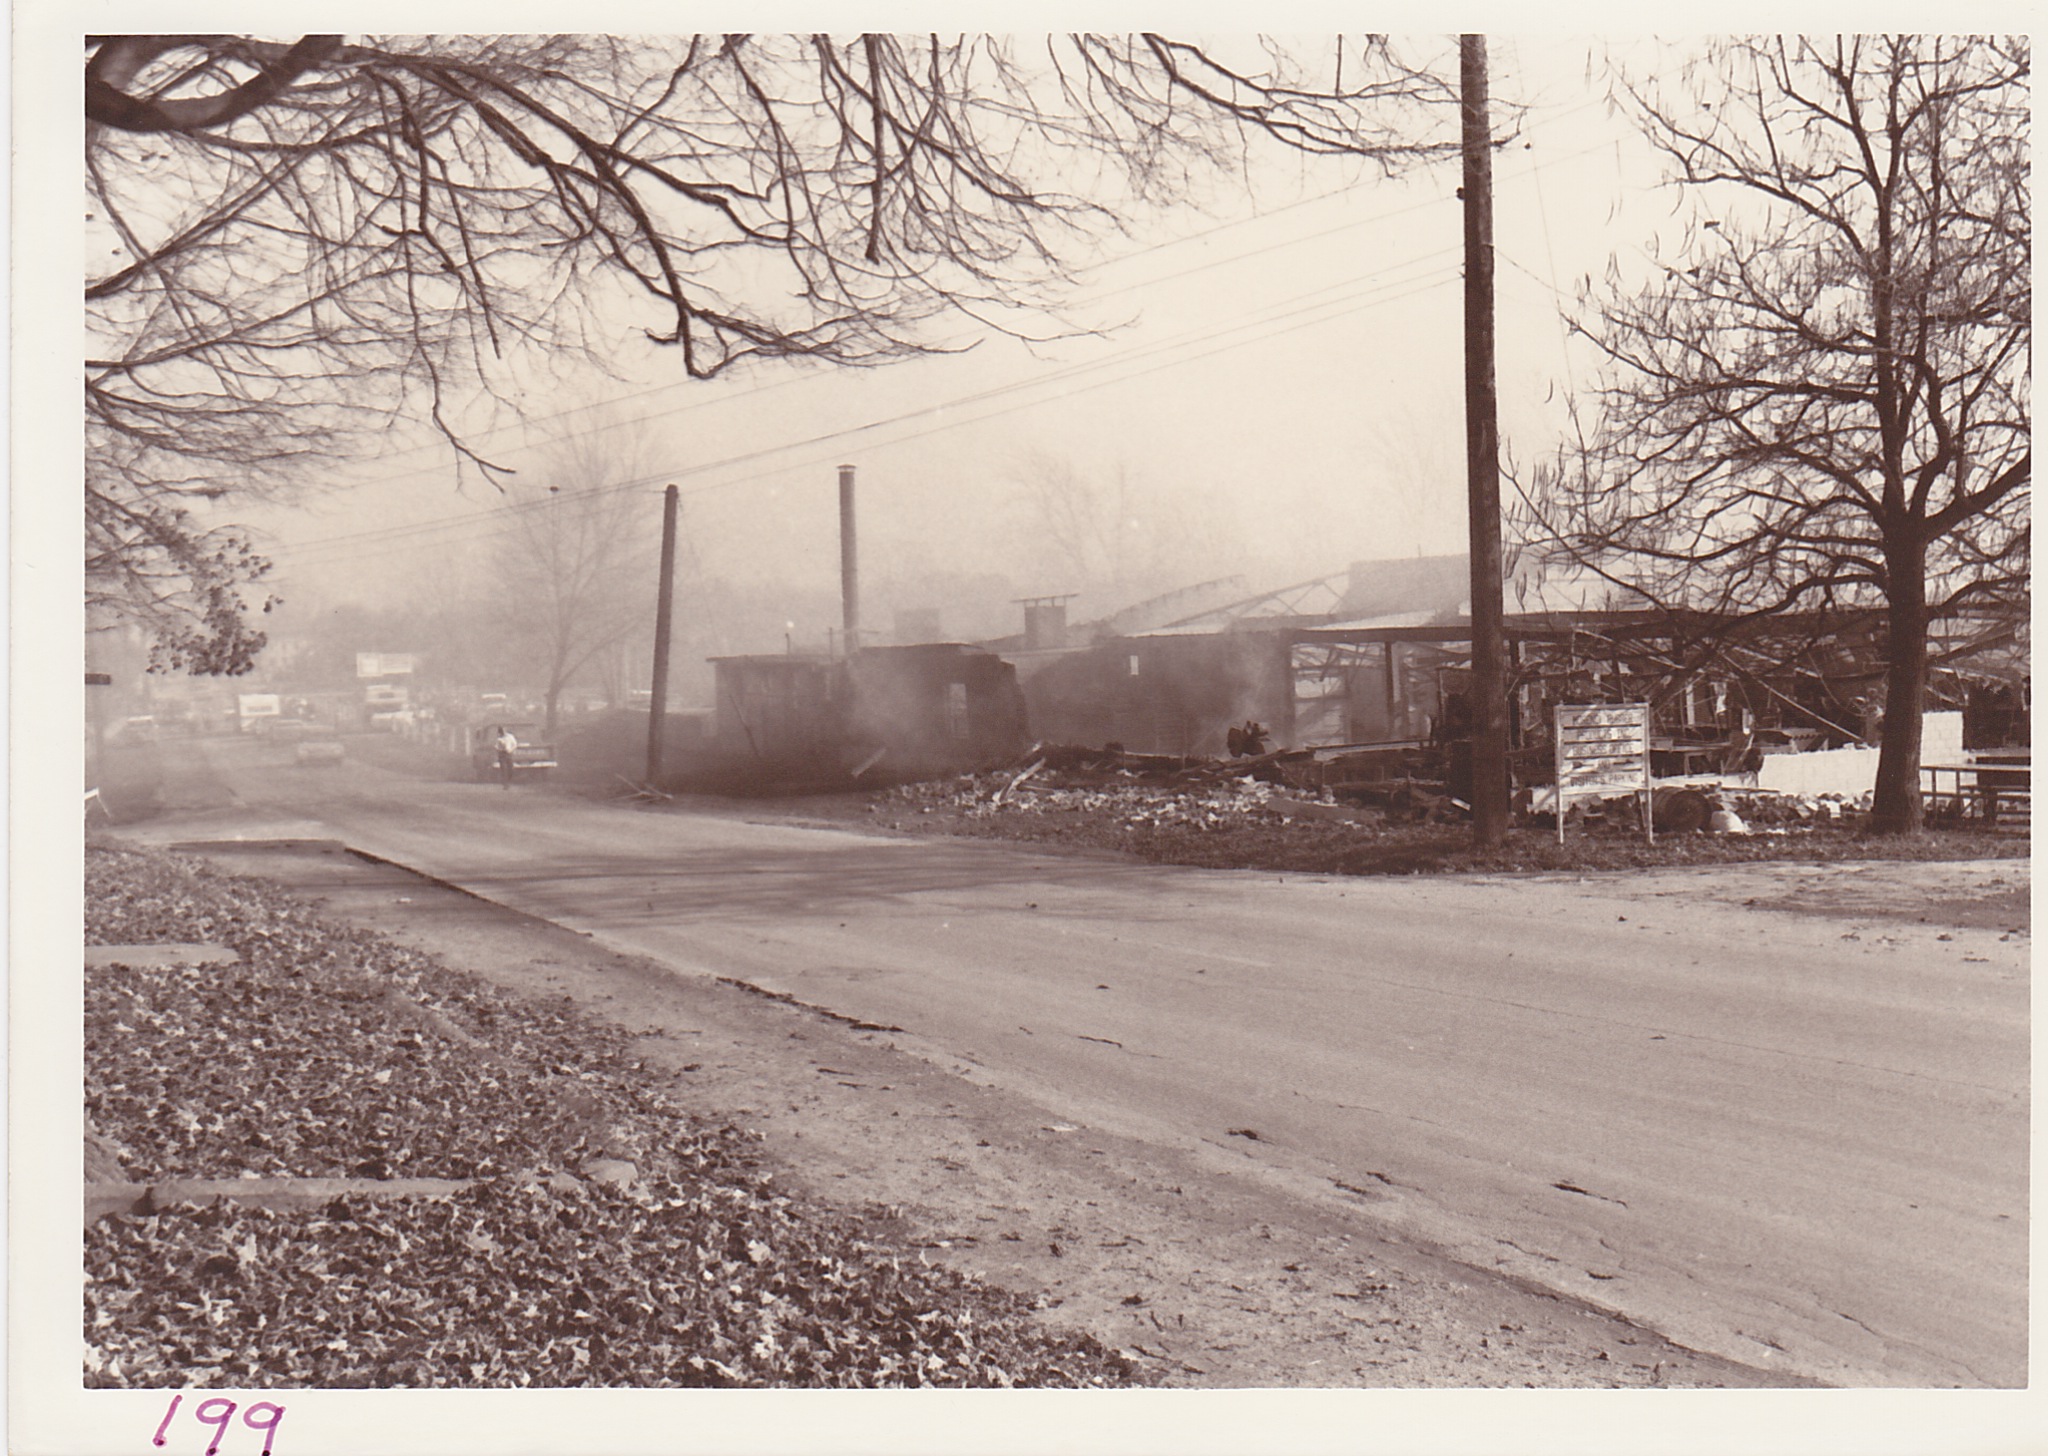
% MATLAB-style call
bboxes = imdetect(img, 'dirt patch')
[1765,883,2029,932]
[1500,856,2032,936]
[187,838,1797,1388]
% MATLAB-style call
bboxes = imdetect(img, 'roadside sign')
[356,652,418,678]
[1554,703,1653,846]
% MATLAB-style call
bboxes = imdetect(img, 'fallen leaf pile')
[87,847,638,1181]
[86,1177,1124,1389]
[84,843,1142,1388]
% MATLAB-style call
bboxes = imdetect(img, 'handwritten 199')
[152,1395,285,1456]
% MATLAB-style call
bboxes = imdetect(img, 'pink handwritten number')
[242,1402,286,1456]
[152,1394,183,1446]
[150,1393,285,1456]
[193,1399,238,1456]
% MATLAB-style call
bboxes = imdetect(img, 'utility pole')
[644,484,679,786]
[838,464,861,655]
[1460,35,1510,848]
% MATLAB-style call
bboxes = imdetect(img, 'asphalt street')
[122,735,2029,1387]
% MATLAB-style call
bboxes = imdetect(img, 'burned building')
[707,643,1029,787]
[994,555,2027,806]
[1014,627,1292,759]
[1010,555,1471,758]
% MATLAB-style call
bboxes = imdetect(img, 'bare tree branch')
[84,33,1465,672]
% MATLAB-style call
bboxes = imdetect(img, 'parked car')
[469,723,558,782]
[295,739,346,766]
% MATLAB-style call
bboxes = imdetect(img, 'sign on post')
[355,652,418,679]
[1553,703,1653,846]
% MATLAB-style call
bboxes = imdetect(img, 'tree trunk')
[1870,537,1928,834]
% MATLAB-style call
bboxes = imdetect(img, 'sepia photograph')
[15,7,2036,1455]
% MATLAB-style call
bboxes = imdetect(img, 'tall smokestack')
[645,484,680,785]
[838,464,860,654]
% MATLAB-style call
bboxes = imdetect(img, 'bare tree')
[1007,449,1233,612]
[490,424,667,735]
[84,34,1460,671]
[1534,36,2029,833]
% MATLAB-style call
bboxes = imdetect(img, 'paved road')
[125,735,2029,1386]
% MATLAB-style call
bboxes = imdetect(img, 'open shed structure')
[1007,556,2027,796]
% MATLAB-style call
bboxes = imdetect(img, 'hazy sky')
[236,35,1679,639]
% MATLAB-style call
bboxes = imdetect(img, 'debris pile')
[882,740,1350,834]
[882,741,1495,833]
[850,743,2022,878]
[1723,790,1870,825]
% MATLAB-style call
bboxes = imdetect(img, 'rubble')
[877,743,1898,847]
[890,769,1293,833]
[876,738,1492,836]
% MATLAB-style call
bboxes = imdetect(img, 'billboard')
[236,693,280,717]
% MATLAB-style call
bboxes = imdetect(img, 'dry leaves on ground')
[84,843,1142,1389]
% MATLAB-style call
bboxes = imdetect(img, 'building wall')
[1018,632,1292,755]
[709,647,1028,780]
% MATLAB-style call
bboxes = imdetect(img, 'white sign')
[356,652,418,678]
[1554,703,1653,845]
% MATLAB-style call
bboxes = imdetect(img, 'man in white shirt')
[493,727,519,788]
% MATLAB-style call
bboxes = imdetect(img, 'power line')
[274,263,1461,571]
[310,170,1454,491]
[265,120,1629,572]
[271,251,1462,569]
[292,124,1623,502]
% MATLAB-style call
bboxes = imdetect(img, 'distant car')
[295,739,346,766]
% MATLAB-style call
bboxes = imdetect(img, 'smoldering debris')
[875,743,1885,842]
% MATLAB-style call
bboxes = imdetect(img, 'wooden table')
[1920,761,2030,824]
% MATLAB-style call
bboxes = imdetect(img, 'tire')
[1654,788,1713,833]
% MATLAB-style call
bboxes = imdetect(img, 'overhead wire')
[266,117,1626,571]
[284,113,1622,506]
[270,248,1464,569]
[317,169,1464,489]
[275,263,1464,570]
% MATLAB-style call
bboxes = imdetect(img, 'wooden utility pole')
[644,484,679,786]
[1460,35,1510,848]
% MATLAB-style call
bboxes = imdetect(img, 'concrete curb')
[85,1169,595,1225]
[84,943,240,969]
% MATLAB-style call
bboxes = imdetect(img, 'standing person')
[493,726,519,789]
